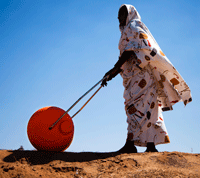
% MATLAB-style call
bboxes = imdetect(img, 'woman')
[102,4,192,153]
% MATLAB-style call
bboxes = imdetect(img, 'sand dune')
[0,150,199,177]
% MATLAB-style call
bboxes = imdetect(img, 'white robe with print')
[119,4,192,147]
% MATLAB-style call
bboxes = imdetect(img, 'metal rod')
[71,85,102,119]
[49,78,105,130]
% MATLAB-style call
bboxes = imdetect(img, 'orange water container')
[27,106,74,152]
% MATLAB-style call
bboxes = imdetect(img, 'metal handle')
[71,85,102,119]
[49,78,105,130]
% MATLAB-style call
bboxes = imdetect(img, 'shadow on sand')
[3,150,121,165]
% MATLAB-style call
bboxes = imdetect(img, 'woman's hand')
[101,67,122,87]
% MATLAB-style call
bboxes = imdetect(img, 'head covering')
[119,4,141,31]
[119,4,161,51]
[119,4,141,24]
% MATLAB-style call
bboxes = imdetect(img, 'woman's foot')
[145,142,158,152]
[117,140,137,153]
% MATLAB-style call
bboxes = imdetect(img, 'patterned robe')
[119,4,192,147]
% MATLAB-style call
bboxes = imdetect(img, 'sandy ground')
[0,150,199,178]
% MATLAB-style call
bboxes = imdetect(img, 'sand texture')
[0,150,199,178]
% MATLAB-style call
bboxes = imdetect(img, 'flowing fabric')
[118,4,192,146]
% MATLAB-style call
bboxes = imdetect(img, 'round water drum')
[27,106,74,152]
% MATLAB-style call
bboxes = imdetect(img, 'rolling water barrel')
[27,106,74,152]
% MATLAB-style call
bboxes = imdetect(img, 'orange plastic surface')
[27,106,74,152]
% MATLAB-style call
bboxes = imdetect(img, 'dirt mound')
[0,150,199,177]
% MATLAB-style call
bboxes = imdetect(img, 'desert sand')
[0,150,199,178]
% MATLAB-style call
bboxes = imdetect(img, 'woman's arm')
[101,51,137,86]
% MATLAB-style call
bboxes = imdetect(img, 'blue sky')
[0,0,199,153]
